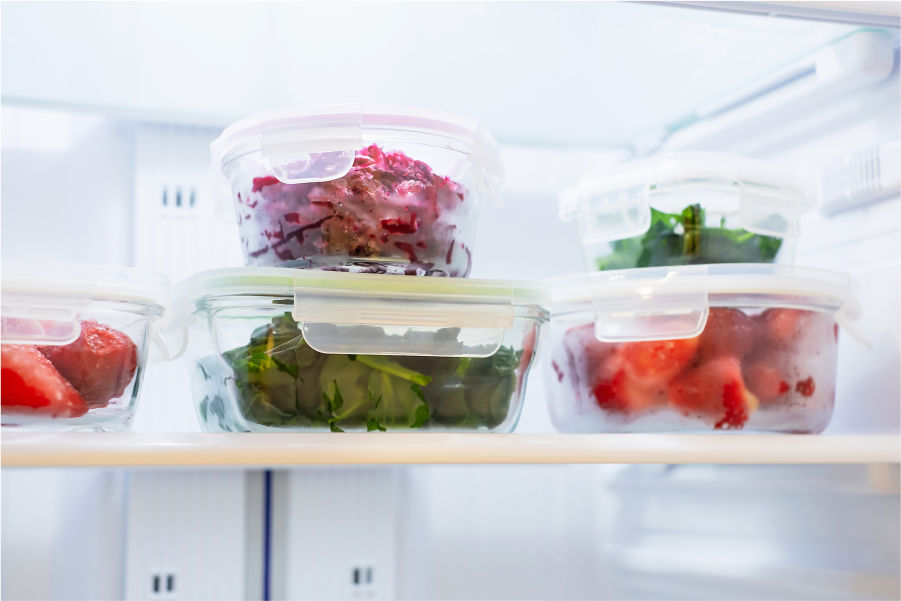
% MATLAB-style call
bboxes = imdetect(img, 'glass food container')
[544,264,863,434]
[558,153,811,272]
[1,263,170,431]
[210,104,505,276]
[166,268,549,433]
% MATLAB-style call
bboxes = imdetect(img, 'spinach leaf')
[597,203,783,270]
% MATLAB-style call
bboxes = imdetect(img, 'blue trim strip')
[263,470,272,601]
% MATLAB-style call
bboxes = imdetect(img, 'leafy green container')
[558,153,811,271]
[165,268,549,432]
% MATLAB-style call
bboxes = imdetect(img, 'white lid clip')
[589,265,709,343]
[0,264,98,346]
[293,272,514,357]
[260,105,363,185]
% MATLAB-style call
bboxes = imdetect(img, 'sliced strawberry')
[697,308,757,361]
[619,337,699,386]
[668,356,758,429]
[744,363,791,405]
[2,345,89,417]
[38,320,137,408]
[592,363,667,417]
[755,309,815,349]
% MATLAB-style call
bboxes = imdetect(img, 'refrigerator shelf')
[2,432,897,467]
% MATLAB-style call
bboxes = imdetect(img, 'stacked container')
[1,263,170,431]
[167,269,548,432]
[547,153,863,434]
[210,103,505,276]
[173,104,549,433]
[558,152,809,272]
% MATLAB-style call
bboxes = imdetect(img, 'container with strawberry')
[545,265,861,434]
[1,263,169,431]
[2,320,138,419]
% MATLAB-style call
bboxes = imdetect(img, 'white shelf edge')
[1,433,898,467]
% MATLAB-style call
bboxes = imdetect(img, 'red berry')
[562,324,617,378]
[668,357,758,429]
[1,345,89,418]
[697,308,757,361]
[795,377,816,397]
[591,363,667,417]
[744,363,791,404]
[619,337,699,386]
[38,320,137,407]
[756,309,815,348]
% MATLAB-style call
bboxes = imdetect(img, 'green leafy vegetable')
[323,380,344,413]
[409,383,430,428]
[366,417,387,432]
[356,355,433,386]
[215,312,529,432]
[597,204,783,271]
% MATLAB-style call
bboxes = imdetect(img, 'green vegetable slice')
[356,355,433,386]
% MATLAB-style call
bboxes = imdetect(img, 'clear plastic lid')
[547,263,864,345]
[165,268,549,359]
[558,152,811,244]
[1,263,170,346]
[210,103,505,205]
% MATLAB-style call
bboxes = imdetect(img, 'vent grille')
[817,141,900,215]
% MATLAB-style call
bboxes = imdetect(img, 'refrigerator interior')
[1,3,899,600]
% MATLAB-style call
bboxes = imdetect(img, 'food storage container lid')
[210,103,505,205]
[1,263,171,350]
[164,268,549,359]
[547,263,864,345]
[558,152,811,244]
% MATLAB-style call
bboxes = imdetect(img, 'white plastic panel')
[124,470,246,601]
[1,469,128,601]
[274,468,401,601]
[602,464,900,601]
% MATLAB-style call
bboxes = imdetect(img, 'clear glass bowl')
[213,105,504,276]
[546,306,838,433]
[558,153,810,272]
[185,301,545,433]
[544,264,861,434]
[226,143,479,275]
[1,300,164,431]
[588,191,799,271]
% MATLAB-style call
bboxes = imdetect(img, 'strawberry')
[38,320,137,407]
[618,337,699,386]
[697,308,757,361]
[1,345,89,417]
[591,361,668,417]
[668,356,759,429]
[755,308,815,349]
[744,363,791,404]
